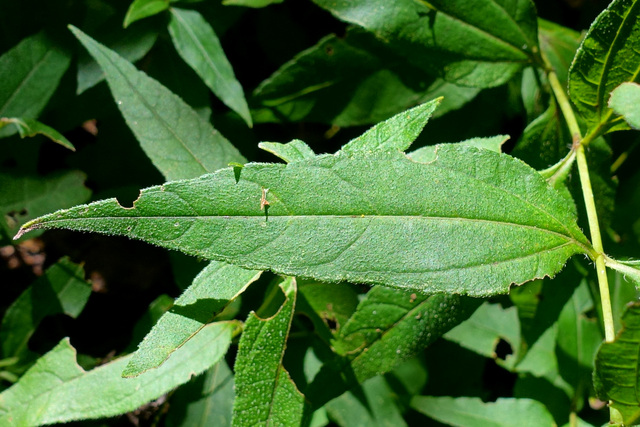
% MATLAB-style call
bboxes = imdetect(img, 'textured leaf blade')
[0,322,237,426]
[335,287,480,381]
[69,25,244,181]
[0,32,71,138]
[594,302,640,424]
[0,257,91,358]
[568,0,640,134]
[232,277,304,426]
[341,99,441,155]
[0,118,75,151]
[312,0,539,88]
[123,261,261,377]
[258,140,316,163]
[169,8,252,127]
[17,145,591,297]
[411,396,555,427]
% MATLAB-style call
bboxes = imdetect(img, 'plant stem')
[546,69,616,343]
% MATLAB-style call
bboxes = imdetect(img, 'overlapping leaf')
[232,277,304,426]
[0,322,237,426]
[0,32,71,138]
[70,26,244,181]
[123,261,261,377]
[609,82,640,129]
[568,0,640,135]
[0,118,75,151]
[312,0,540,88]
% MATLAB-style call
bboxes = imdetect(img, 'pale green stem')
[547,71,581,140]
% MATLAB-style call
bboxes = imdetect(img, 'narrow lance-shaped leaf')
[411,396,556,427]
[0,118,75,151]
[594,302,640,425]
[16,144,592,297]
[0,32,71,138]
[124,0,170,28]
[69,26,244,181]
[0,322,238,426]
[168,8,252,127]
[568,0,640,135]
[123,261,261,377]
[312,0,540,88]
[232,277,305,426]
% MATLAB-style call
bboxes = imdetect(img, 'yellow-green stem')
[575,144,615,342]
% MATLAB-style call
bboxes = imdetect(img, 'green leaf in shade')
[69,26,245,181]
[123,261,261,377]
[340,99,441,155]
[168,8,252,127]
[0,118,75,151]
[252,29,480,127]
[325,376,407,427]
[609,82,640,130]
[124,294,174,353]
[334,287,480,381]
[411,396,555,427]
[258,140,316,163]
[0,32,71,138]
[1,170,91,244]
[77,22,159,94]
[312,0,539,88]
[0,322,237,426]
[555,279,602,391]
[298,281,359,334]
[538,19,582,87]
[568,0,640,135]
[0,257,91,358]
[594,303,640,425]
[444,301,521,370]
[166,360,234,427]
[232,277,305,426]
[511,102,568,170]
[124,0,169,28]
[15,143,592,296]
[222,0,283,7]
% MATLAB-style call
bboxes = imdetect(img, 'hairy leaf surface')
[0,322,237,426]
[312,0,539,88]
[609,81,640,129]
[568,0,640,135]
[232,277,304,426]
[70,26,244,181]
[17,144,591,296]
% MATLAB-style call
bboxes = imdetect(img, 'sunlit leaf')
[124,0,169,28]
[609,82,640,130]
[0,322,237,425]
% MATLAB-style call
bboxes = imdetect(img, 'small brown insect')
[260,187,270,210]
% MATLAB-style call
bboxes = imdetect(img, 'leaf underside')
[17,145,590,297]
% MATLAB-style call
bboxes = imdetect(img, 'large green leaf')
[232,277,305,426]
[123,261,261,377]
[0,322,237,425]
[1,170,91,244]
[411,396,555,427]
[69,26,244,181]
[0,257,91,358]
[594,302,640,425]
[334,287,480,381]
[252,28,480,126]
[312,0,540,88]
[609,81,640,129]
[0,32,71,138]
[168,8,251,127]
[568,0,640,135]
[16,142,592,296]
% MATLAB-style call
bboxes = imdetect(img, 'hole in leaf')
[494,338,512,360]
[115,190,142,209]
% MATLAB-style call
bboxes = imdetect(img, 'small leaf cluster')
[2,1,640,426]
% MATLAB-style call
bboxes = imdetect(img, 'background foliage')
[2,0,640,426]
